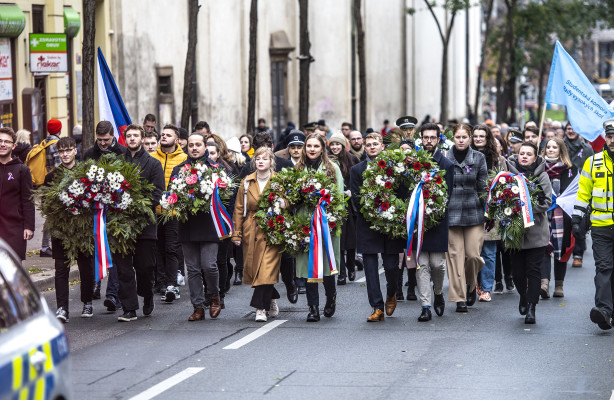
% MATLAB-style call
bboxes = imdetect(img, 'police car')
[0,239,71,400]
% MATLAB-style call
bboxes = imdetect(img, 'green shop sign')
[30,34,67,73]
[0,5,25,38]
[64,7,81,38]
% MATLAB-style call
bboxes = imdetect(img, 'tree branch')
[424,0,445,43]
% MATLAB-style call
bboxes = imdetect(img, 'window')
[0,250,41,323]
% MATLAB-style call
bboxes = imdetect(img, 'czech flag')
[96,47,131,145]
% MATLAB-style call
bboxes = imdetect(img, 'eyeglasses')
[58,148,75,155]
[365,143,381,148]
[0,139,14,145]
[422,136,438,142]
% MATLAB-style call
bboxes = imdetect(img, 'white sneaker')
[269,299,279,317]
[255,309,267,322]
[177,271,185,286]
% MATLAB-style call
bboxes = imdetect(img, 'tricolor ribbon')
[406,171,436,262]
[308,190,338,281]
[93,202,113,282]
[210,178,234,238]
[484,171,534,228]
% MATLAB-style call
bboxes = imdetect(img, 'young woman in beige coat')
[232,147,284,322]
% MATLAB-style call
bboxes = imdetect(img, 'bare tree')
[354,0,366,132]
[473,0,494,120]
[298,0,312,129]
[246,0,257,134]
[82,0,96,151]
[180,0,200,130]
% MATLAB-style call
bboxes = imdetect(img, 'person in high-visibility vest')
[573,118,614,331]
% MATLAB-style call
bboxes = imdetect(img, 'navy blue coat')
[350,159,405,254]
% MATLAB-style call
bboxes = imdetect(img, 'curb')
[34,267,81,292]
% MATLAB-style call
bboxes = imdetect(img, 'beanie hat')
[47,119,62,135]
[328,131,347,148]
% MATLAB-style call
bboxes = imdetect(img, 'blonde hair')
[15,129,31,144]
[541,137,573,168]
[250,147,276,171]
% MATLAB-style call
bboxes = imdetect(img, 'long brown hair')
[541,137,573,168]
[471,124,501,169]
[295,133,336,178]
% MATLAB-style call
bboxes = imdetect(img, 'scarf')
[306,158,322,171]
[350,146,365,160]
[515,160,538,177]
[547,207,565,261]
[453,146,469,163]
[545,161,566,179]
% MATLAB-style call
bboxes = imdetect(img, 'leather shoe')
[306,305,320,322]
[406,286,417,301]
[104,297,118,312]
[518,293,528,316]
[286,282,298,304]
[297,285,306,295]
[355,259,364,271]
[466,286,477,306]
[396,292,404,301]
[525,303,536,324]
[209,295,221,318]
[434,293,445,316]
[233,272,243,285]
[143,295,154,316]
[348,269,356,281]
[456,301,468,313]
[418,307,432,322]
[337,276,346,285]
[92,281,101,300]
[367,308,384,322]
[188,306,205,321]
[39,248,52,257]
[385,294,397,316]
[323,294,336,318]
[590,307,612,330]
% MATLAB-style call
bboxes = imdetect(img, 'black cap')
[604,118,614,135]
[178,127,189,140]
[317,119,326,126]
[287,130,306,146]
[304,122,317,131]
[396,116,418,129]
[365,128,374,134]
[508,128,524,144]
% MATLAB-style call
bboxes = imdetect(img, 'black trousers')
[156,220,180,287]
[364,253,399,310]
[338,249,356,279]
[495,242,513,282]
[250,285,281,310]
[540,254,567,281]
[510,247,545,305]
[280,252,296,288]
[233,243,244,273]
[306,275,336,306]
[217,238,230,295]
[116,239,157,312]
[591,226,614,316]
[54,252,94,310]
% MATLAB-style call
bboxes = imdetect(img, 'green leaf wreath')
[36,154,155,262]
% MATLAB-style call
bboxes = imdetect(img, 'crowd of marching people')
[3,112,614,330]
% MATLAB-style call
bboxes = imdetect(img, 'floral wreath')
[37,154,155,262]
[255,168,347,254]
[359,148,448,239]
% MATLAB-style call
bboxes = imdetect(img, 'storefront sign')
[0,38,13,101]
[63,7,81,38]
[0,5,25,38]
[30,33,67,73]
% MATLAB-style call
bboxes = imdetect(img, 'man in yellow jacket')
[152,124,187,303]
[573,118,614,330]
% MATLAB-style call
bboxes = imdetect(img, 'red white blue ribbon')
[406,171,435,261]
[485,171,534,228]
[210,178,234,238]
[93,202,113,282]
[308,190,338,281]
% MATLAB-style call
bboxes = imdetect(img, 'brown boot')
[572,258,583,268]
[553,280,564,297]
[540,279,550,299]
[385,294,397,316]
[188,306,205,321]
[367,308,385,322]
[209,295,221,318]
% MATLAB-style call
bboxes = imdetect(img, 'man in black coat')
[83,120,127,161]
[108,124,164,322]
[0,127,34,260]
[413,123,454,321]
[350,132,405,322]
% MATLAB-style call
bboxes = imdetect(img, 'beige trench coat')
[232,171,282,287]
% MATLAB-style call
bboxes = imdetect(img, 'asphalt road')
[45,236,614,400]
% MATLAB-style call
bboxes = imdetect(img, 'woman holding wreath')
[295,133,345,322]
[232,147,284,322]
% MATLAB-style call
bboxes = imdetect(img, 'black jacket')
[350,159,405,254]
[0,157,35,260]
[83,138,127,161]
[13,142,31,163]
[124,147,165,240]
[171,155,225,243]
[44,164,74,259]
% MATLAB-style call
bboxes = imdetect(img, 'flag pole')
[538,102,547,147]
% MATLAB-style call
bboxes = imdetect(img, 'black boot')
[434,293,445,316]
[286,281,298,304]
[525,303,536,324]
[418,307,432,322]
[518,293,528,316]
[306,305,320,322]
[93,281,101,300]
[233,271,243,285]
[466,285,477,306]
[324,294,336,318]
[406,286,417,301]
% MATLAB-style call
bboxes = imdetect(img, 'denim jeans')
[479,240,497,292]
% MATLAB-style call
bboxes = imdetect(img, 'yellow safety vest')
[575,150,614,227]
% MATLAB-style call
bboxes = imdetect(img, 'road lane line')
[609,390,614,400]
[355,267,384,283]
[128,367,205,400]
[223,320,287,350]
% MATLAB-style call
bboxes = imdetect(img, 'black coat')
[172,155,225,243]
[350,159,405,254]
[0,157,35,260]
[44,165,73,260]
[13,142,31,163]
[421,150,455,253]
[83,139,127,161]
[124,147,165,240]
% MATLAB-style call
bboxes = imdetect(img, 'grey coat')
[445,146,488,227]
[506,155,553,250]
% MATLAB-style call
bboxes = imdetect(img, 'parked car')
[0,239,71,400]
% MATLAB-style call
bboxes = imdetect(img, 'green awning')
[64,7,80,38]
[0,5,25,38]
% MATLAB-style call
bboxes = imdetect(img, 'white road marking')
[609,389,614,400]
[223,319,287,350]
[355,267,384,283]
[128,367,205,400]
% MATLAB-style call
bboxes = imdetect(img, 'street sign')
[29,33,67,73]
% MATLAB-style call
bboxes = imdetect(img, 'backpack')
[25,138,58,186]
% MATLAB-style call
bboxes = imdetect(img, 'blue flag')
[545,41,614,142]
